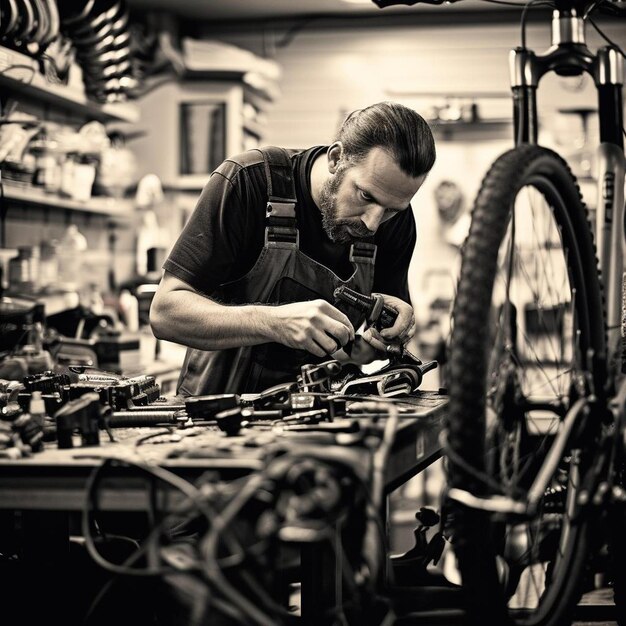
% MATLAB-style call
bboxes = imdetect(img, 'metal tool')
[54,392,103,448]
[333,285,398,331]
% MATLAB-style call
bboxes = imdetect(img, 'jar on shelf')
[73,156,97,202]
[32,143,63,194]
[8,246,39,294]
[38,240,59,289]
[60,152,77,198]
[60,153,97,202]
[57,225,87,292]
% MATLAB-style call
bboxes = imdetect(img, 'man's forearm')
[151,273,356,357]
[150,289,275,351]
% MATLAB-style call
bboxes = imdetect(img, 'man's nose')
[360,206,386,233]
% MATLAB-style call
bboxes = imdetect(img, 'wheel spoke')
[485,181,588,621]
[448,147,603,626]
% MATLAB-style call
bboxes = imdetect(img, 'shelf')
[0,46,139,124]
[431,118,512,141]
[1,182,134,219]
[2,290,81,316]
[432,119,511,130]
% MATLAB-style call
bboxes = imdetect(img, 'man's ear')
[327,142,343,174]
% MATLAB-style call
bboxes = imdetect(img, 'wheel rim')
[484,177,590,624]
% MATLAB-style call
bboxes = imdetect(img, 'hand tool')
[333,285,398,331]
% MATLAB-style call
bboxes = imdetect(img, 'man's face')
[318,146,426,243]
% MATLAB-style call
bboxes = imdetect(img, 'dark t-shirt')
[163,146,417,302]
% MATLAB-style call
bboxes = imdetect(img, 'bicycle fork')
[580,43,624,381]
[596,142,626,379]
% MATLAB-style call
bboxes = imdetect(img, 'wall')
[199,17,624,146]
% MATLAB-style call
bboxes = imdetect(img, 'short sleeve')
[163,165,264,295]
[372,207,417,302]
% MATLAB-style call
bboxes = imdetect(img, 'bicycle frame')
[510,0,626,382]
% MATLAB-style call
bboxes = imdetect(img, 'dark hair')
[335,102,436,178]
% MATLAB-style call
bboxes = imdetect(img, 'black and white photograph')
[0,1,625,624]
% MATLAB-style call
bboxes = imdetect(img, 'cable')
[521,0,555,49]
[38,53,69,84]
[587,17,626,58]
[583,19,626,140]
[83,576,118,624]
[86,457,287,622]
[583,0,602,19]
[197,450,381,623]
[83,505,199,622]
[199,470,278,626]
[81,458,214,577]
[82,443,395,623]
[83,464,276,623]
[0,64,37,79]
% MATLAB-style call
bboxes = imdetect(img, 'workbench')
[0,390,448,625]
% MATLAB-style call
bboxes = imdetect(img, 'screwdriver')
[333,285,398,331]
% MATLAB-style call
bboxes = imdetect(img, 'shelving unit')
[0,46,140,124]
[133,71,277,189]
[0,46,139,219]
[0,45,141,295]
[1,182,134,219]
[182,68,276,153]
[432,118,512,140]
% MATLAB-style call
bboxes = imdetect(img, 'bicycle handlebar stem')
[551,8,586,47]
[509,11,623,145]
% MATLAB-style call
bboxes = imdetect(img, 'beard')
[318,164,375,243]
[318,165,347,242]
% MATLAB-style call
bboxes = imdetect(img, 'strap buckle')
[265,226,299,247]
[266,200,296,219]
[349,242,377,265]
[265,200,298,247]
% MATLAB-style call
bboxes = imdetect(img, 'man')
[150,101,436,395]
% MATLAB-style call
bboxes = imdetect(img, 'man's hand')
[268,300,355,357]
[361,294,416,353]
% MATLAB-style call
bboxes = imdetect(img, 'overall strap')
[349,240,377,266]
[258,147,299,247]
[348,240,378,295]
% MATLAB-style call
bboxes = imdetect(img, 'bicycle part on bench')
[336,356,438,397]
[299,359,343,392]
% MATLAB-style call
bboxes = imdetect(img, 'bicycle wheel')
[446,145,606,626]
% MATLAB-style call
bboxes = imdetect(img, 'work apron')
[177,147,377,396]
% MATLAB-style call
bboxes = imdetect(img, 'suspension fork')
[594,49,625,380]
[510,48,539,146]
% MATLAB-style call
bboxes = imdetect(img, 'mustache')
[337,220,376,238]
